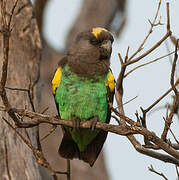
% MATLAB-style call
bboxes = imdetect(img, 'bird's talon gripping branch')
[89,117,99,131]
[72,116,81,130]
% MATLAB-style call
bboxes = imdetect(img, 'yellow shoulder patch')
[52,67,62,94]
[105,70,115,92]
[92,27,108,38]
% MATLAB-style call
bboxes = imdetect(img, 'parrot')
[52,27,115,166]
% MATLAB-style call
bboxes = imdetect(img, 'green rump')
[55,65,108,151]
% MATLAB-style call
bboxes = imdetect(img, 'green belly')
[55,66,108,151]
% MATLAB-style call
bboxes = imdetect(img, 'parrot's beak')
[100,40,112,59]
[101,40,112,53]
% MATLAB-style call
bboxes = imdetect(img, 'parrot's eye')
[90,38,101,45]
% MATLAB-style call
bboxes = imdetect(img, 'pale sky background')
[40,0,179,179]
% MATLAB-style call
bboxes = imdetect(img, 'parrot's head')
[68,27,114,76]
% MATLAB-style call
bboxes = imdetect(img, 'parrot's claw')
[90,117,99,131]
[72,116,80,130]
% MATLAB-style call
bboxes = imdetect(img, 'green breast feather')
[55,65,110,151]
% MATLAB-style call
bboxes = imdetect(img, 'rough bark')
[0,0,42,179]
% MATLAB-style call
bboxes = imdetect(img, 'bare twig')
[124,51,175,78]
[143,79,179,114]
[128,0,162,61]
[111,115,120,125]
[135,111,141,126]
[161,96,177,142]
[126,135,179,166]
[162,117,179,145]
[110,104,138,126]
[115,53,126,115]
[168,126,179,145]
[40,125,57,141]
[176,166,179,179]
[170,39,179,96]
[170,35,179,48]
[161,41,179,141]
[126,2,171,66]
[123,95,138,106]
[170,144,179,150]
[148,165,168,180]
[40,107,49,114]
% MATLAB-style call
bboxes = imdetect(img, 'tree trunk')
[0,0,42,179]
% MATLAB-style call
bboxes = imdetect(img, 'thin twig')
[168,126,179,145]
[176,166,179,179]
[144,79,179,114]
[115,53,126,116]
[135,111,141,126]
[40,107,49,114]
[124,51,175,77]
[111,115,120,125]
[170,39,179,96]
[128,0,162,61]
[123,95,138,106]
[40,125,57,141]
[126,2,171,66]
[161,92,178,141]
[162,117,179,145]
[148,165,168,180]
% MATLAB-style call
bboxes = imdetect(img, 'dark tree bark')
[0,0,42,179]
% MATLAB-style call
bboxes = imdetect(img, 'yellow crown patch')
[92,27,108,38]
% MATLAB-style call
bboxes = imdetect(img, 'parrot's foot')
[89,117,99,131]
[72,116,81,130]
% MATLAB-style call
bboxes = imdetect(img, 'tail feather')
[80,129,108,166]
[58,130,79,159]
[59,128,108,166]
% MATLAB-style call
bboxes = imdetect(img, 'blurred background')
[32,0,179,179]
